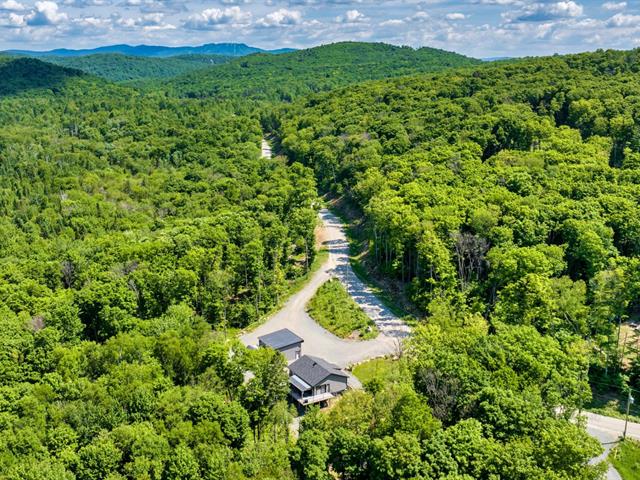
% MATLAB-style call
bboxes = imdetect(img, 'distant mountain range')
[4,43,296,58]
[482,56,513,62]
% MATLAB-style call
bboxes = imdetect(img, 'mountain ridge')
[4,42,296,58]
[160,41,481,100]
[40,53,233,82]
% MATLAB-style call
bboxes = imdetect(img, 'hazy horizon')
[0,1,638,59]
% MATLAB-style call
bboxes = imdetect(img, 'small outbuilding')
[288,355,348,406]
[258,328,304,362]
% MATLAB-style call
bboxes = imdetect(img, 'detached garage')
[258,328,304,362]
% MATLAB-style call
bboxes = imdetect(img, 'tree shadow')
[0,57,85,97]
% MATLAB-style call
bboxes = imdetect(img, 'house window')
[316,384,329,395]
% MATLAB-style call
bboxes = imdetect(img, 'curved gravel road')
[240,208,410,369]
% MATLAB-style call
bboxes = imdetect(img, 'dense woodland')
[280,47,640,362]
[155,42,479,101]
[276,47,640,478]
[0,55,318,479]
[1,43,639,479]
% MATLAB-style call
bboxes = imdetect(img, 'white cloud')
[19,1,68,26]
[184,6,251,29]
[257,8,302,27]
[606,12,640,27]
[8,11,25,25]
[602,2,626,11]
[119,0,185,14]
[472,0,523,4]
[62,0,110,6]
[117,12,175,30]
[336,9,366,23]
[408,11,429,22]
[446,12,466,20]
[505,1,584,23]
[380,18,404,27]
[0,0,25,11]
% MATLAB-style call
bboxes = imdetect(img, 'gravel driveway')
[240,209,409,369]
[261,138,272,159]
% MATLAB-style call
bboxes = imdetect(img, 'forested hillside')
[279,47,640,375]
[41,54,232,82]
[256,47,640,480]
[0,57,86,95]
[0,58,318,478]
[1,43,637,480]
[159,42,480,101]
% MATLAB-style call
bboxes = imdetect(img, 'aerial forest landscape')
[2,1,640,479]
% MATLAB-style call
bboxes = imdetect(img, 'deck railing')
[291,391,334,405]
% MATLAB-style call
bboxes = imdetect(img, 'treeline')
[295,321,602,480]
[0,59,317,478]
[2,43,639,479]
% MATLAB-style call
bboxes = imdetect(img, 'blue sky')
[0,0,638,58]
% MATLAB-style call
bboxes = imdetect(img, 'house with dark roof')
[288,355,349,405]
[258,328,304,362]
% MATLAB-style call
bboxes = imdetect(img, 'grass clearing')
[587,391,640,424]
[610,439,640,480]
[352,357,408,385]
[307,278,378,340]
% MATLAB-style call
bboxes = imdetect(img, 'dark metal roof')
[288,355,348,387]
[258,328,304,350]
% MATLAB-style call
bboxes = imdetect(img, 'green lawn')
[307,278,378,340]
[611,439,640,479]
[352,357,407,385]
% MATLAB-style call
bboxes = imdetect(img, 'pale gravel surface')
[587,421,622,480]
[240,209,409,372]
[261,138,272,159]
[242,139,408,382]
[583,411,640,479]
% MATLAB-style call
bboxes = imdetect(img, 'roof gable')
[258,328,304,350]
[288,355,348,387]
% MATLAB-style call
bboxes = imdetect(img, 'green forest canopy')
[157,41,480,101]
[2,45,640,479]
[39,53,233,82]
[279,47,640,340]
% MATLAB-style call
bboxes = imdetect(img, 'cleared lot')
[240,209,409,369]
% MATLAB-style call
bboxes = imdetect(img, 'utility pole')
[623,390,634,440]
[621,331,629,369]
[617,315,622,354]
